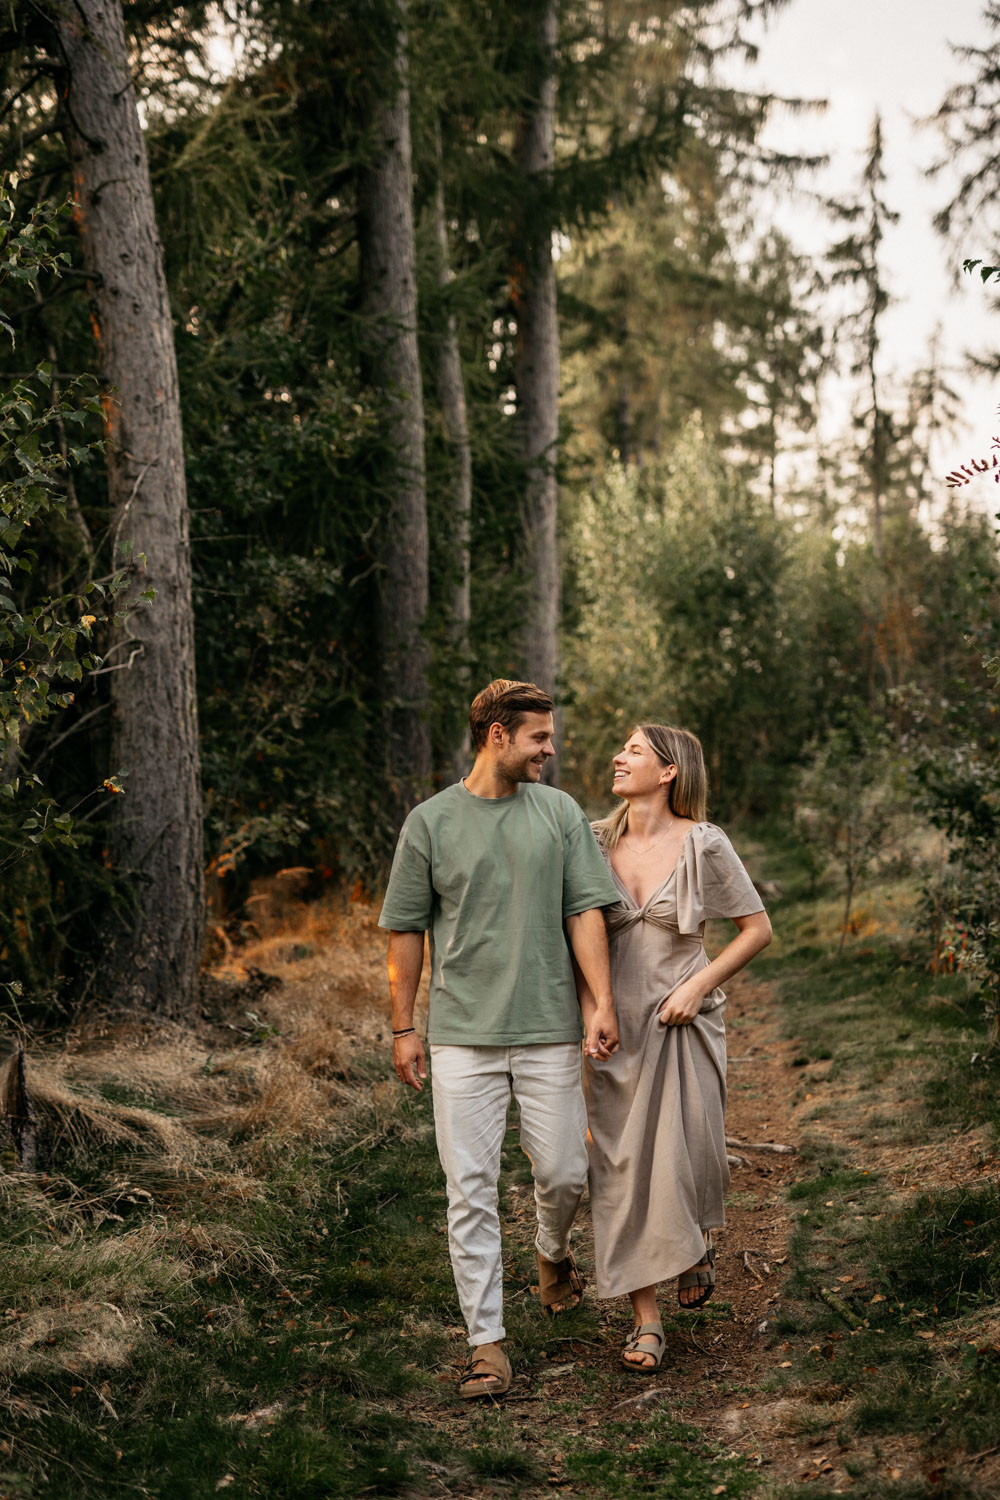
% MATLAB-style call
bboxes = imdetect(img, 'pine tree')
[826,112,899,559]
[357,0,432,822]
[512,0,561,703]
[929,1,1000,372]
[427,116,473,779]
[52,0,204,1016]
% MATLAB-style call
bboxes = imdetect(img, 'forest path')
[378,944,995,1497]
[7,890,991,1499]
[417,971,808,1494]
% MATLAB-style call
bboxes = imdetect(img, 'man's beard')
[497,747,539,783]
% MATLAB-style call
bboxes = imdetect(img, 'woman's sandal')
[677,1243,716,1310]
[537,1250,584,1316]
[621,1320,665,1372]
[459,1341,512,1399]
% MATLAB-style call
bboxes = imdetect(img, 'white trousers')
[430,1042,588,1347]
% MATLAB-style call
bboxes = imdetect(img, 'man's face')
[496,711,555,783]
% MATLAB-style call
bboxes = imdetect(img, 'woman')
[581,724,771,1371]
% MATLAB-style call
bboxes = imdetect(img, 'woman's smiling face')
[612,731,674,799]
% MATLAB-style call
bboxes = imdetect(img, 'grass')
[751,830,1000,1496]
[6,844,1000,1497]
[0,1021,763,1499]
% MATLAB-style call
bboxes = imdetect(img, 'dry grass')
[1,889,419,1188]
[0,1300,144,1378]
[0,887,416,1404]
[0,1218,190,1380]
[22,1060,206,1161]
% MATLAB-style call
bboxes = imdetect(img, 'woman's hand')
[657,977,708,1027]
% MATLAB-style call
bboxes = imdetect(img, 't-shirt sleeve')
[561,802,622,918]
[377,814,434,931]
[674,824,765,935]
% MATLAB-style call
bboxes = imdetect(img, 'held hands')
[584,1004,620,1060]
[393,1031,427,1091]
[657,977,707,1027]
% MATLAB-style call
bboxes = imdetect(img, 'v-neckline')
[609,824,700,911]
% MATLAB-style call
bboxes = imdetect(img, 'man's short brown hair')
[468,679,554,750]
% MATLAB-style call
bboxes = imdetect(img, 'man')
[379,679,619,1398]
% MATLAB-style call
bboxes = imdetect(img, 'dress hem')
[593,1223,726,1300]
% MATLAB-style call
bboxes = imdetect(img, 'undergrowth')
[757,834,1000,1500]
[0,1036,758,1499]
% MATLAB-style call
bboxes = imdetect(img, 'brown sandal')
[677,1243,716,1310]
[537,1250,584,1315]
[621,1320,666,1372]
[459,1341,512,1399]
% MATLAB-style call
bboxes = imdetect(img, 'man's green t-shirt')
[378,781,619,1045]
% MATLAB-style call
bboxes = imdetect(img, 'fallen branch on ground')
[742,1249,770,1277]
[609,1387,671,1413]
[725,1136,796,1154]
[818,1285,864,1329]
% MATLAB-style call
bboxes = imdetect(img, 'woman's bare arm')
[658,910,772,1027]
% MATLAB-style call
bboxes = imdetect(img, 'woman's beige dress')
[585,822,764,1299]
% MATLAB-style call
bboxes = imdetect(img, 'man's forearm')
[387,930,426,1029]
[566,908,614,1008]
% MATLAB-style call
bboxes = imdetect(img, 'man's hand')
[584,1004,619,1060]
[387,930,426,1089]
[393,1031,427,1090]
[657,977,706,1027]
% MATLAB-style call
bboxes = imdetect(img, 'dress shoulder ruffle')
[674,822,765,935]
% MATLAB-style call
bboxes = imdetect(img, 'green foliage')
[0,182,154,998]
[795,710,905,946]
[963,258,1000,282]
[563,425,881,817]
[564,424,799,814]
[912,731,1000,1037]
[903,543,1000,1038]
[0,0,994,1013]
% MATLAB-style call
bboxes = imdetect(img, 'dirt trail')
[398,971,806,1491]
[401,962,990,1493]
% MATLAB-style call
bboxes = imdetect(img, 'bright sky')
[732,0,1000,492]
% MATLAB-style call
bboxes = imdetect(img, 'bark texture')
[54,0,203,1016]
[513,0,560,702]
[357,0,432,820]
[0,1046,41,1170]
[431,118,472,780]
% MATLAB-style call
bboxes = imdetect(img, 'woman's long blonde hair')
[593,724,709,852]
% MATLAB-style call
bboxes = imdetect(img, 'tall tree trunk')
[513,0,560,708]
[357,0,431,822]
[430,117,472,781]
[54,0,203,1017]
[868,341,884,561]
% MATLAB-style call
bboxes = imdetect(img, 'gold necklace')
[621,816,675,855]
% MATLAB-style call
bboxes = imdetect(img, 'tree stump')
[0,1045,41,1170]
